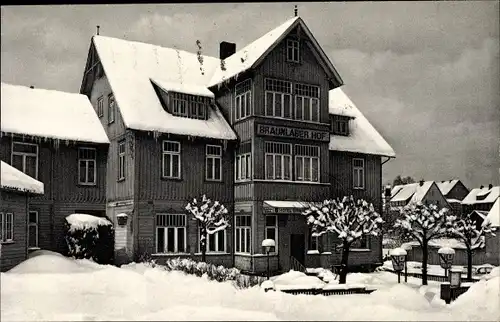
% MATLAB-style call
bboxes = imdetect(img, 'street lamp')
[438,247,455,279]
[262,239,276,280]
[390,248,407,283]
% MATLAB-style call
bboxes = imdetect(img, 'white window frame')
[235,79,252,121]
[162,141,181,179]
[235,153,252,182]
[309,229,319,251]
[108,94,115,124]
[28,210,38,248]
[265,142,292,181]
[287,39,300,63]
[353,158,365,189]
[118,141,126,181]
[1,213,14,242]
[295,83,320,123]
[199,228,226,253]
[295,144,320,183]
[97,96,104,117]
[155,214,187,253]
[11,141,39,180]
[235,215,251,254]
[265,215,278,254]
[264,78,293,119]
[205,145,222,181]
[78,147,97,186]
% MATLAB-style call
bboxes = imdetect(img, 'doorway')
[290,234,305,265]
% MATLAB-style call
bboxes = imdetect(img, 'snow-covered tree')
[185,195,229,262]
[446,213,495,280]
[302,196,383,284]
[394,202,453,285]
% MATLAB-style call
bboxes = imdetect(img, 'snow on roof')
[484,198,499,227]
[65,213,112,232]
[390,181,434,203]
[328,88,396,157]
[1,83,109,144]
[447,198,462,204]
[263,200,320,209]
[462,186,499,205]
[391,185,404,197]
[402,238,466,250]
[208,17,299,87]
[1,161,44,195]
[93,36,237,141]
[151,78,215,98]
[437,180,460,196]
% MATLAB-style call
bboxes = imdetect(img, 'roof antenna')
[96,25,100,35]
[294,5,298,17]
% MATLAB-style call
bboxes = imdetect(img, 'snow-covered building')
[0,83,110,256]
[462,184,499,215]
[389,180,450,210]
[79,16,395,273]
[436,179,469,216]
[1,161,44,271]
[483,198,499,265]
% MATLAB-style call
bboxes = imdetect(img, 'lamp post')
[438,247,455,279]
[402,244,412,283]
[262,239,276,280]
[390,248,407,283]
[449,267,463,288]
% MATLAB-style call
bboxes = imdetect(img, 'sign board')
[263,206,301,214]
[256,124,330,142]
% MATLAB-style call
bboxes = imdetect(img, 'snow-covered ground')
[381,260,495,278]
[1,251,499,321]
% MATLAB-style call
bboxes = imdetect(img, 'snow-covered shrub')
[64,214,114,264]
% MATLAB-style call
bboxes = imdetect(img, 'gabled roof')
[390,181,434,203]
[437,179,461,196]
[462,186,500,205]
[1,161,44,195]
[1,83,109,144]
[92,35,237,141]
[328,88,396,157]
[208,17,343,88]
[484,198,499,227]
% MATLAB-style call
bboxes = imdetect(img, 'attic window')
[476,191,490,201]
[331,115,350,136]
[287,39,300,63]
[170,92,210,120]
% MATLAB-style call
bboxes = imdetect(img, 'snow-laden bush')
[64,214,114,264]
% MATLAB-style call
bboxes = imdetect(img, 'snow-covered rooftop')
[390,181,434,203]
[66,213,112,232]
[1,83,109,144]
[328,88,396,157]
[92,36,237,140]
[462,186,499,205]
[0,161,44,195]
[484,198,499,227]
[151,78,215,98]
[447,198,462,204]
[436,179,460,196]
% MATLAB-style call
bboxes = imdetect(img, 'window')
[156,214,186,253]
[331,116,349,136]
[235,79,252,121]
[108,94,115,124]
[11,142,38,179]
[295,83,320,122]
[171,92,209,120]
[118,141,126,181]
[265,142,292,180]
[235,153,252,181]
[97,96,104,117]
[308,228,319,251]
[352,235,369,249]
[1,213,14,242]
[78,147,96,185]
[265,78,293,119]
[206,145,222,181]
[235,215,251,254]
[295,145,320,182]
[28,211,38,248]
[265,215,278,253]
[199,228,226,253]
[353,158,365,189]
[287,39,300,63]
[162,141,181,179]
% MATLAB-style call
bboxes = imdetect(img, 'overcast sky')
[1,2,499,189]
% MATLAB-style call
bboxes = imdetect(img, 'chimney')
[219,41,236,60]
[384,186,391,198]
[30,86,34,89]
[489,184,493,189]
[480,185,484,189]
[419,180,424,187]
[294,5,298,17]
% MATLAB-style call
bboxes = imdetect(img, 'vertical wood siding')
[0,192,28,272]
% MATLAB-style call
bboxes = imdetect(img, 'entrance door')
[290,234,305,265]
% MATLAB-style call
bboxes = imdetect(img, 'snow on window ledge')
[0,240,14,245]
[350,248,371,252]
[28,247,41,251]
[235,253,278,257]
[151,253,191,256]
[307,250,320,255]
[321,251,332,255]
[193,252,230,256]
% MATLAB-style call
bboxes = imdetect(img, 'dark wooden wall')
[0,191,28,272]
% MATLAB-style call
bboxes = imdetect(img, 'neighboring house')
[436,179,469,216]
[0,161,44,271]
[78,16,395,274]
[483,198,499,265]
[0,83,110,255]
[462,185,499,215]
[389,181,450,210]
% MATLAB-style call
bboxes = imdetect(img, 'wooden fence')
[440,284,471,304]
[279,287,375,296]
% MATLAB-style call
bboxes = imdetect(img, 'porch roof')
[263,200,321,214]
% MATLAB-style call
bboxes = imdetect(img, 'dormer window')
[171,92,209,120]
[287,39,300,63]
[331,115,350,136]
